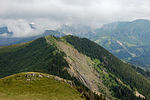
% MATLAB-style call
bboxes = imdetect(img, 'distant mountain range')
[0,26,13,36]
[91,19,150,68]
[0,29,65,46]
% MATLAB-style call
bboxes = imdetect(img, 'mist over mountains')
[0,19,150,69]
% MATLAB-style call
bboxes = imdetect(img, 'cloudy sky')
[0,0,150,37]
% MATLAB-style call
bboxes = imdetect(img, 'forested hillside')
[0,35,149,100]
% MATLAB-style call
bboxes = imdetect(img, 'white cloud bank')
[0,0,150,37]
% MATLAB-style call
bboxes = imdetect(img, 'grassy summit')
[0,72,84,100]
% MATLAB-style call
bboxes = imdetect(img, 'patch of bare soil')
[135,91,145,99]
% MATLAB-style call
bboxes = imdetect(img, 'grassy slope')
[0,72,84,100]
[63,35,150,100]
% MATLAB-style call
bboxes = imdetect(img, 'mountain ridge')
[0,35,150,100]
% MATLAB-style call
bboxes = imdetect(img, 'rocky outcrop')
[23,72,74,87]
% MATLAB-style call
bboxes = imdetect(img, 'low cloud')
[0,19,44,37]
[0,0,150,37]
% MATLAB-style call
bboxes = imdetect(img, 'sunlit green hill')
[0,72,84,100]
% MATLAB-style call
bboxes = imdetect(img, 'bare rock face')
[24,72,47,81]
[56,41,105,95]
